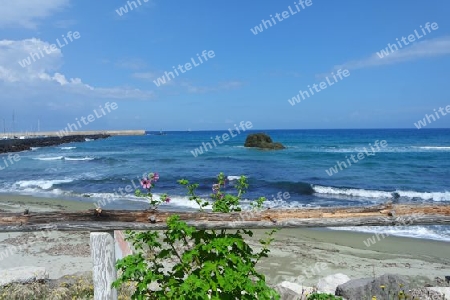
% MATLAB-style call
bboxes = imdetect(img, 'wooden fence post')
[90,231,118,300]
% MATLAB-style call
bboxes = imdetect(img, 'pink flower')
[141,179,151,189]
[212,184,220,193]
[165,197,171,203]
[149,172,159,182]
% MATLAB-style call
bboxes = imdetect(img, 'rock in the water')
[335,274,410,300]
[244,133,285,150]
[0,266,48,287]
[317,273,351,294]
[274,281,314,300]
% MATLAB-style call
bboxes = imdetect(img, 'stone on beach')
[317,273,351,294]
[0,266,48,287]
[425,287,450,300]
[335,274,410,300]
[408,287,449,300]
[274,281,315,300]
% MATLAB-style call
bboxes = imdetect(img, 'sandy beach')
[254,228,450,287]
[0,194,449,288]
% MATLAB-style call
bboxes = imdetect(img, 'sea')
[1,129,449,242]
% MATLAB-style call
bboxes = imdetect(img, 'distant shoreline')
[0,129,146,138]
[0,130,146,154]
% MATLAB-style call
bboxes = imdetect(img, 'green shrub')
[113,172,279,299]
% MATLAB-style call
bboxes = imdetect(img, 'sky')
[1,0,450,132]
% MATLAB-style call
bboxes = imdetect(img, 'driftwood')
[0,204,449,232]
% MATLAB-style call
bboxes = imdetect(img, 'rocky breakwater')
[0,134,110,154]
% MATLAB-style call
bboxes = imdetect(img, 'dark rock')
[0,135,109,154]
[392,192,401,199]
[244,133,285,150]
[335,274,410,300]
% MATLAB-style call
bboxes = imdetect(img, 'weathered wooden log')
[90,232,118,300]
[0,204,448,232]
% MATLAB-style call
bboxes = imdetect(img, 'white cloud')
[0,0,70,29]
[0,38,154,100]
[321,36,450,76]
[0,39,63,81]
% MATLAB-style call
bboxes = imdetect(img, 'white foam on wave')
[87,192,213,210]
[32,156,94,161]
[397,190,450,201]
[33,156,64,161]
[329,225,450,242]
[14,179,73,190]
[312,185,450,202]
[30,147,40,151]
[60,147,76,150]
[65,156,95,161]
[319,146,450,153]
[239,198,319,210]
[415,146,450,150]
[88,192,315,210]
[227,175,242,181]
[163,195,212,210]
[313,185,392,198]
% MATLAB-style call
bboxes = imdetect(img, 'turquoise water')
[1,129,449,240]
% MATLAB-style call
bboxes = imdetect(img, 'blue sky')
[1,0,450,131]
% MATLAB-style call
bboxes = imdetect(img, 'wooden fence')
[0,203,449,300]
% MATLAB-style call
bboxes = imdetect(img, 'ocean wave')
[32,156,94,161]
[271,181,315,195]
[87,192,316,210]
[415,146,450,151]
[329,225,450,242]
[33,156,64,161]
[30,147,40,151]
[312,185,450,201]
[87,192,212,210]
[239,198,319,210]
[305,146,450,153]
[60,147,76,150]
[227,175,242,181]
[14,179,74,190]
[65,156,95,161]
